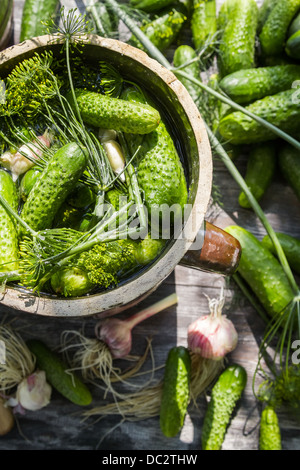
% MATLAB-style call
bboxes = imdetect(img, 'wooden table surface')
[0,0,300,451]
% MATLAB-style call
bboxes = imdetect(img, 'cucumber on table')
[259,0,300,56]
[259,406,282,450]
[238,143,277,209]
[0,170,19,272]
[27,339,92,406]
[217,0,259,77]
[262,232,300,275]
[218,89,300,145]
[278,143,300,201]
[190,0,217,53]
[68,89,161,135]
[201,364,247,450]
[159,346,191,438]
[219,65,300,105]
[225,225,295,320]
[20,0,60,42]
[20,142,88,232]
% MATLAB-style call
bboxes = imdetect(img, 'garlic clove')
[98,128,118,142]
[103,140,126,182]
[16,370,52,411]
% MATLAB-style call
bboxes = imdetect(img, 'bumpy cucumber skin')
[173,45,202,105]
[278,143,300,201]
[259,0,300,56]
[0,170,19,272]
[20,0,59,42]
[218,0,258,77]
[218,89,300,145]
[262,232,300,275]
[190,0,217,51]
[70,89,160,135]
[130,9,187,52]
[219,65,300,105]
[21,142,87,232]
[286,30,300,58]
[238,143,277,208]
[27,339,92,406]
[225,225,295,319]
[160,346,191,438]
[259,406,282,450]
[257,0,279,33]
[201,364,247,450]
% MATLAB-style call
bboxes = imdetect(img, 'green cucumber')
[218,89,300,145]
[20,0,59,42]
[286,30,300,59]
[173,45,202,105]
[129,0,174,13]
[259,406,282,450]
[225,225,295,320]
[238,143,277,209]
[278,143,300,201]
[129,8,187,52]
[262,232,300,275]
[288,9,300,36]
[27,339,92,406]
[257,0,279,33]
[0,170,19,272]
[69,89,160,135]
[259,0,300,56]
[217,0,258,77]
[20,142,88,232]
[19,168,41,201]
[201,364,247,450]
[219,65,300,105]
[159,346,191,438]
[190,0,217,52]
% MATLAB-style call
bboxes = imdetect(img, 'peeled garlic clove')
[98,128,117,143]
[16,370,52,411]
[103,140,126,182]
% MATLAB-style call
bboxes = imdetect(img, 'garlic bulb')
[16,370,52,411]
[187,289,238,361]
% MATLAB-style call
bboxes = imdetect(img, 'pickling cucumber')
[201,364,247,450]
[262,232,300,275]
[20,0,59,42]
[286,30,300,59]
[159,346,191,438]
[190,0,217,52]
[69,89,160,135]
[259,406,282,450]
[0,170,19,272]
[218,89,300,144]
[259,0,300,56]
[257,0,278,33]
[278,143,300,201]
[225,225,295,320]
[27,339,92,406]
[288,9,300,36]
[20,142,88,232]
[19,167,41,202]
[173,45,202,105]
[238,143,277,209]
[130,0,174,13]
[217,0,258,77]
[219,65,300,104]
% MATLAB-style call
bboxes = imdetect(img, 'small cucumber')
[19,167,41,201]
[219,65,300,105]
[129,0,175,13]
[27,339,92,406]
[20,142,88,232]
[190,0,217,52]
[259,406,282,450]
[159,346,191,438]
[278,143,300,201]
[262,232,300,275]
[218,89,300,145]
[0,169,19,272]
[238,143,277,209]
[217,0,258,77]
[20,0,59,42]
[288,9,300,36]
[173,45,202,105]
[201,364,247,450]
[259,0,300,56]
[225,225,295,320]
[69,89,160,135]
[257,0,279,33]
[286,30,300,59]
[129,8,187,52]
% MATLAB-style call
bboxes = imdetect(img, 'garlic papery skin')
[187,290,238,361]
[16,371,52,411]
[102,140,126,182]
